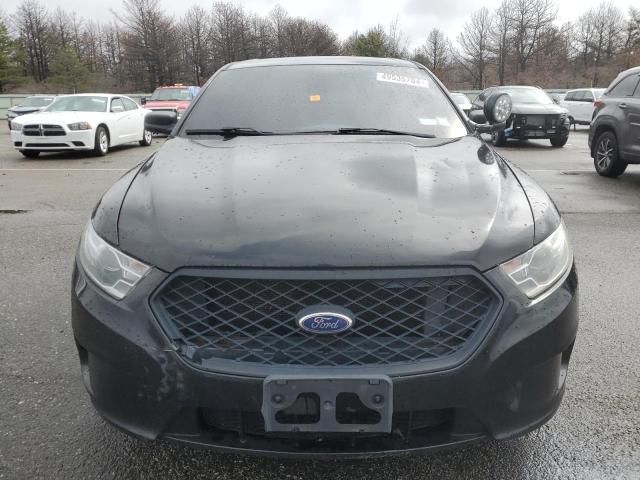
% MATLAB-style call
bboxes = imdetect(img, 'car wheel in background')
[19,150,40,158]
[139,129,153,146]
[93,126,109,156]
[550,136,568,148]
[594,131,627,177]
[491,129,507,147]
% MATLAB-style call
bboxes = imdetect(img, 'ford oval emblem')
[298,312,354,334]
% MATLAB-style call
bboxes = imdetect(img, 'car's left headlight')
[78,222,151,300]
[68,122,92,131]
[500,222,573,299]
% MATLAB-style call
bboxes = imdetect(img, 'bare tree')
[13,0,50,82]
[415,28,451,75]
[457,7,492,88]
[491,0,510,85]
[269,4,289,58]
[281,18,340,56]
[181,5,210,85]
[115,0,179,90]
[508,0,557,72]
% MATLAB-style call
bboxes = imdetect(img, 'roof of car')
[619,66,640,75]
[58,93,112,97]
[225,56,419,70]
[566,88,605,92]
[495,85,539,89]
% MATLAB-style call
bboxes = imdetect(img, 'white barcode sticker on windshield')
[376,72,429,88]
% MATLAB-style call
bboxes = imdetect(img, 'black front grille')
[22,125,41,136]
[153,274,499,367]
[22,124,66,136]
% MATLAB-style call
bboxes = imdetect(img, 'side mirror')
[468,109,487,124]
[145,110,178,135]
[140,97,147,105]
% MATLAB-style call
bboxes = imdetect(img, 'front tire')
[139,129,153,146]
[20,150,40,158]
[491,129,507,147]
[594,131,627,177]
[93,126,109,156]
[550,136,568,148]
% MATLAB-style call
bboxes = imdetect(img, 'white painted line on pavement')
[525,169,593,173]
[0,168,129,172]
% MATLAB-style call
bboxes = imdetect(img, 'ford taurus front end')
[71,57,578,458]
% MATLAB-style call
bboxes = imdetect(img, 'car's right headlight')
[500,222,573,299]
[68,122,92,131]
[78,222,151,300]
[10,122,22,131]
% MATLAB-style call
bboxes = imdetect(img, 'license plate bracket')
[262,375,393,433]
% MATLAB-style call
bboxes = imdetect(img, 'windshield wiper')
[184,127,271,138]
[333,127,436,138]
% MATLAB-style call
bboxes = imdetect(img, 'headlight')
[176,108,186,119]
[68,121,92,130]
[78,222,151,299]
[10,122,22,131]
[500,222,573,298]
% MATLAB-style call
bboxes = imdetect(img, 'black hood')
[511,103,567,115]
[117,135,535,272]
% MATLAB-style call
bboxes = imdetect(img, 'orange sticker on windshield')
[309,95,321,102]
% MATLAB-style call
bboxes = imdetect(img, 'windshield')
[21,96,54,107]
[500,87,554,105]
[182,65,468,138]
[451,93,470,103]
[150,88,192,101]
[46,96,108,112]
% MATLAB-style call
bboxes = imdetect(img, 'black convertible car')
[472,86,571,147]
[72,57,578,457]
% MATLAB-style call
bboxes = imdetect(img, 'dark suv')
[589,67,640,177]
[473,86,570,147]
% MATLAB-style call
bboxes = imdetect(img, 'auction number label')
[376,72,430,88]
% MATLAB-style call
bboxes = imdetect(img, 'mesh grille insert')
[153,274,498,367]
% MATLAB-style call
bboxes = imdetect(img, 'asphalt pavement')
[0,125,638,479]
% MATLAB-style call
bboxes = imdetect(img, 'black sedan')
[71,57,578,458]
[472,86,570,147]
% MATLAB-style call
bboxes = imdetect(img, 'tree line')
[0,0,639,94]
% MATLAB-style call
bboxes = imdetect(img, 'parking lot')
[0,124,638,479]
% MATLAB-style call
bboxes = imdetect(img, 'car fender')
[91,157,154,245]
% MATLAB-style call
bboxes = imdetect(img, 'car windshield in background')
[46,96,108,112]
[500,87,554,105]
[182,65,468,138]
[451,93,470,103]
[594,89,606,98]
[21,96,54,107]
[150,88,192,101]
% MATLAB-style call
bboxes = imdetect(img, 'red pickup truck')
[141,84,200,118]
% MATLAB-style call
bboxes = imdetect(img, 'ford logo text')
[298,312,353,334]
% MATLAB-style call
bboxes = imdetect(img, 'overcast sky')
[2,0,637,50]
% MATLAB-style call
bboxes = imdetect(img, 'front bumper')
[507,115,570,140]
[71,263,578,458]
[10,129,94,151]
